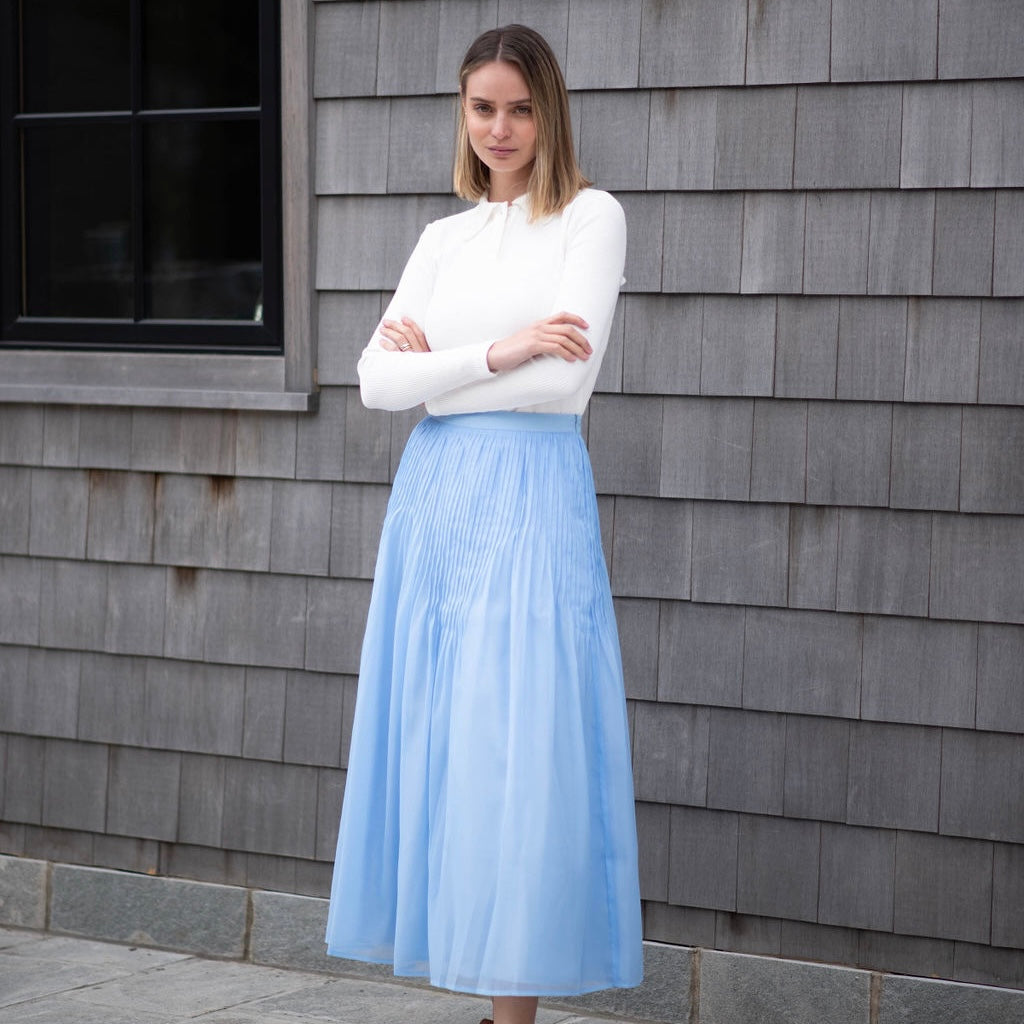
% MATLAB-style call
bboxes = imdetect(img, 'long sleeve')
[357,222,497,411]
[427,189,626,415]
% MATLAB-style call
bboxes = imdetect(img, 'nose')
[490,114,511,140]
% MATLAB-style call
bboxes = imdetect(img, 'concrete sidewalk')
[0,927,637,1024]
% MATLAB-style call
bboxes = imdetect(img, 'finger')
[381,320,416,352]
[379,337,399,351]
[542,325,592,355]
[548,311,589,329]
[400,317,429,352]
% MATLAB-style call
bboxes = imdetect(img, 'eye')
[514,105,532,116]
[472,103,492,114]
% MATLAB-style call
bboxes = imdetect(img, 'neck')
[487,170,531,205]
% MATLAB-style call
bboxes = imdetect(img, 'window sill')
[0,350,317,412]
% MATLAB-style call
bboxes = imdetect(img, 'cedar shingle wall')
[2,0,1023,989]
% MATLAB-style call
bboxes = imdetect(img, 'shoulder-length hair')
[453,24,590,219]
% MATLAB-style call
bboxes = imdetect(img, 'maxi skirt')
[325,411,643,997]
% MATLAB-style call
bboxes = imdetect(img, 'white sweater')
[357,188,627,416]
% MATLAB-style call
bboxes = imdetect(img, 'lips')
[488,147,516,155]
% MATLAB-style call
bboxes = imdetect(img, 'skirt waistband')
[429,412,582,434]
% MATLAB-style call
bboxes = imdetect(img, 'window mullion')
[130,0,144,327]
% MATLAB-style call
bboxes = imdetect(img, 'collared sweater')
[357,187,627,416]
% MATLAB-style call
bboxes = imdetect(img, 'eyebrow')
[468,96,532,105]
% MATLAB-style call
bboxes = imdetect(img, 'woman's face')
[462,60,537,200]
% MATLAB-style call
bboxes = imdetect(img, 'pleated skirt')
[325,411,643,997]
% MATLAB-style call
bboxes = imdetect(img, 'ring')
[399,342,412,351]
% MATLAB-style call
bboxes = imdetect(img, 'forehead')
[464,60,530,98]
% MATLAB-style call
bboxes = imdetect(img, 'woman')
[325,24,643,1024]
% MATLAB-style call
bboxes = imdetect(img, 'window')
[1,0,282,353]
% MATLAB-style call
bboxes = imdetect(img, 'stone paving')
[0,927,637,1024]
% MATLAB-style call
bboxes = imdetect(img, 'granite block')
[250,889,336,972]
[900,82,972,187]
[106,746,181,842]
[775,297,839,399]
[312,1,379,98]
[750,399,807,504]
[736,816,820,922]
[700,948,870,1024]
[831,0,938,81]
[940,730,1024,843]
[787,506,839,610]
[745,0,830,84]
[621,295,702,395]
[638,0,746,87]
[889,404,961,511]
[662,194,743,294]
[880,973,1024,1024]
[28,468,88,559]
[270,480,332,576]
[41,738,108,834]
[646,90,717,190]
[659,397,752,501]
[222,760,319,859]
[715,88,797,191]
[804,192,871,295]
[700,296,776,396]
[614,597,659,701]
[862,616,977,728]
[329,483,390,580]
[657,600,744,707]
[893,831,992,944]
[976,624,1024,734]
[836,297,907,401]
[867,191,935,296]
[49,863,247,957]
[971,80,1024,187]
[304,576,373,674]
[635,800,670,903]
[818,823,895,932]
[933,191,995,296]
[795,84,902,188]
[631,700,709,806]
[707,708,786,816]
[691,501,789,607]
[961,406,1024,514]
[610,496,691,600]
[86,470,156,563]
[667,806,738,911]
[178,754,226,848]
[847,722,941,831]
[589,394,663,496]
[784,715,851,822]
[836,508,931,617]
[743,607,861,718]
[0,854,47,929]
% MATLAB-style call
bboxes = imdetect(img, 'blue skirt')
[325,411,643,997]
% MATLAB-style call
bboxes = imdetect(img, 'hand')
[379,317,430,353]
[486,312,591,373]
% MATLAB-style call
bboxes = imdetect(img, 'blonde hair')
[453,24,590,219]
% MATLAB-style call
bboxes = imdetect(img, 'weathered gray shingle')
[836,508,931,617]
[329,482,390,580]
[222,760,319,859]
[743,607,861,717]
[343,389,392,483]
[836,298,907,401]
[992,844,1024,949]
[283,671,346,768]
[588,394,663,496]
[745,0,830,85]
[634,800,669,901]
[960,407,1024,514]
[614,597,659,701]
[707,708,786,815]
[0,405,43,465]
[803,192,871,295]
[831,0,938,81]
[715,88,796,190]
[304,577,373,674]
[178,753,226,848]
[41,407,79,467]
[129,409,237,476]
[890,404,961,512]
[861,616,977,728]
[0,648,76,739]
[296,387,347,482]
[788,506,839,610]
[28,469,88,560]
[41,738,108,834]
[387,96,457,194]
[496,0,568,64]
[3,734,44,824]
[376,1,440,95]
[857,932,955,981]
[315,766,346,861]
[979,300,1024,403]
[78,408,133,470]
[700,297,776,396]
[691,501,789,607]
[621,295,702,395]
[578,91,650,190]
[610,496,692,599]
[900,82,973,188]
[270,480,333,576]
[316,99,390,195]
[784,716,851,821]
[668,806,738,911]
[104,564,166,658]
[867,191,935,295]
[806,401,892,507]
[435,0,498,93]
[565,0,641,89]
[659,397,752,501]
[933,191,995,296]
[893,832,993,944]
[658,600,745,707]
[736,815,820,922]
[242,667,286,762]
[77,653,147,747]
[741,192,805,294]
[616,192,665,292]
[638,0,746,87]
[0,467,30,555]
[976,624,1024,735]
[0,556,41,646]
[794,85,902,189]
[318,292,385,388]
[931,512,1024,624]
[940,730,1024,843]
[818,824,895,932]
[631,701,709,805]
[37,559,108,651]
[847,721,941,831]
[86,471,155,564]
[312,1,380,98]
[106,746,180,842]
[775,297,839,398]
[904,298,981,403]
[750,399,807,504]
[234,411,298,480]
[993,193,1024,296]
[937,0,1024,79]
[662,194,743,294]
[646,90,717,190]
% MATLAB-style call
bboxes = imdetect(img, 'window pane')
[21,0,130,113]
[143,120,262,320]
[143,0,259,109]
[22,124,133,318]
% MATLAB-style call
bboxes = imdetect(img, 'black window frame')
[0,0,283,355]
